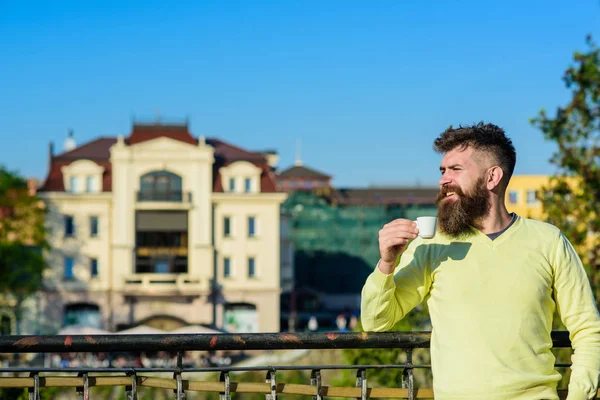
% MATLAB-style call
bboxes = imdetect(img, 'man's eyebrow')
[439,164,462,171]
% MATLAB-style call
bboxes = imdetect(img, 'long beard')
[435,176,491,239]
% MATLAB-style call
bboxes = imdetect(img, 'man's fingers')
[383,237,409,248]
[379,227,418,239]
[379,229,418,238]
[384,219,417,228]
[379,219,419,261]
[380,233,417,243]
[380,221,419,236]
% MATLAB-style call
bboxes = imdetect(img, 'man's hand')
[378,219,419,274]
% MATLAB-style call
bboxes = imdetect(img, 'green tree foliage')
[530,35,600,299]
[0,165,48,334]
[0,166,46,246]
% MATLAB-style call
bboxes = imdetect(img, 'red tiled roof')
[40,159,113,192]
[54,138,117,160]
[40,160,67,192]
[206,138,268,162]
[211,161,277,193]
[42,137,116,191]
[208,138,276,193]
[207,137,277,193]
[126,124,197,145]
[261,165,278,192]
[39,126,278,193]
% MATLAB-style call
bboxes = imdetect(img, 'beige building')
[37,123,288,334]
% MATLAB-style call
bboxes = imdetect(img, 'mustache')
[436,185,465,203]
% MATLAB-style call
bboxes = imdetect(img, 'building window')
[224,217,231,237]
[508,190,518,204]
[64,304,101,328]
[527,190,538,204]
[248,257,256,278]
[85,176,97,193]
[229,177,236,192]
[90,258,98,278]
[244,178,252,193]
[248,217,256,237]
[65,215,75,237]
[224,257,231,278]
[89,216,98,237]
[69,176,79,193]
[64,257,74,280]
[139,170,183,202]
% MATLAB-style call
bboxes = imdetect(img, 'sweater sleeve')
[360,239,432,332]
[552,232,600,400]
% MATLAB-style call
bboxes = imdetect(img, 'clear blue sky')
[1,0,599,187]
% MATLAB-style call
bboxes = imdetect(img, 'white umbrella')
[116,325,166,335]
[170,324,222,334]
[57,325,112,335]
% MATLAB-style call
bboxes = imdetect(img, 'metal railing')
[137,191,192,202]
[0,331,584,399]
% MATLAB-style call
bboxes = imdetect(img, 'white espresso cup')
[416,216,437,239]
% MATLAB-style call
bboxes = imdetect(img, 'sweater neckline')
[468,214,522,248]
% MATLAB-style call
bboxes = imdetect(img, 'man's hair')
[433,122,516,187]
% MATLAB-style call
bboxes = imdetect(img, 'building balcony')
[136,247,188,257]
[137,190,192,203]
[136,191,193,211]
[0,331,582,399]
[135,247,189,277]
[123,273,201,294]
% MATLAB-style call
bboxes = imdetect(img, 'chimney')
[264,152,279,168]
[64,129,76,151]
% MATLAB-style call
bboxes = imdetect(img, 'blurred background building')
[34,121,287,334]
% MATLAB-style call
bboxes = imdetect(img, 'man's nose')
[439,174,451,187]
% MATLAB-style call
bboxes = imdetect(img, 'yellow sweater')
[361,215,600,400]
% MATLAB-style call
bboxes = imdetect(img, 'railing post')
[402,348,414,400]
[173,351,186,400]
[355,368,367,400]
[266,369,277,400]
[126,371,138,400]
[76,372,90,400]
[310,369,323,400]
[28,372,40,400]
[219,371,231,400]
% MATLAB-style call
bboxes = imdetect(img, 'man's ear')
[486,166,504,190]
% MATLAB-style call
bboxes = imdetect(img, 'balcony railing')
[124,273,201,292]
[0,331,587,399]
[137,191,192,202]
[136,246,188,257]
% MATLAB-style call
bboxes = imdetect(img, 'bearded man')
[360,123,600,400]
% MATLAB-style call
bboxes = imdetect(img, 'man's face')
[435,146,492,238]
